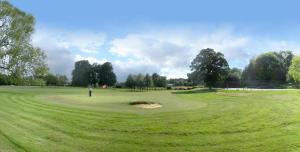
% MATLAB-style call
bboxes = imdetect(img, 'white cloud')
[74,54,108,64]
[33,27,106,53]
[32,27,107,78]
[108,28,253,80]
[60,31,106,53]
[32,32,74,77]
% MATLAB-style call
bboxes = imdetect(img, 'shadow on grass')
[172,89,217,94]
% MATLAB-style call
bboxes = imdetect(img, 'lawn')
[1,86,300,152]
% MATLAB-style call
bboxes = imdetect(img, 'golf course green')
[1,86,300,152]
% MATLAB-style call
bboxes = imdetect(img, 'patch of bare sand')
[130,101,162,109]
[133,103,162,109]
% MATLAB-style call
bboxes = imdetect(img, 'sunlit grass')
[0,86,300,151]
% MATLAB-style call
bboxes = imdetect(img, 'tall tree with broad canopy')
[0,1,48,82]
[98,62,116,86]
[89,63,101,86]
[288,56,300,82]
[72,60,91,87]
[242,51,293,83]
[255,52,286,81]
[190,48,229,89]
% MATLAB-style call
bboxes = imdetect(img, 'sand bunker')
[129,101,162,109]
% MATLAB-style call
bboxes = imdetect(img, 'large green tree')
[288,55,300,82]
[242,51,293,83]
[89,63,101,86]
[190,48,229,89]
[72,60,91,87]
[98,62,116,86]
[0,1,48,83]
[255,52,286,81]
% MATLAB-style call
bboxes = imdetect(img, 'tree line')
[188,48,298,89]
[168,78,193,86]
[71,60,117,87]
[241,51,293,87]
[44,74,68,86]
[0,72,68,86]
[125,73,167,90]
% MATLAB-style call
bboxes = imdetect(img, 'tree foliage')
[72,60,91,87]
[144,73,153,89]
[189,48,229,89]
[151,73,159,86]
[98,62,116,86]
[156,76,167,87]
[0,1,48,83]
[242,51,293,83]
[125,74,135,89]
[72,60,117,87]
[225,68,242,87]
[135,73,145,90]
[288,55,300,82]
[89,63,101,86]
[168,78,192,86]
[125,73,166,90]
[187,71,202,86]
[44,73,68,86]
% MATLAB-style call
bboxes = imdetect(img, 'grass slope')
[0,87,300,151]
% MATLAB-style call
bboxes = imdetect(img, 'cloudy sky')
[10,0,300,81]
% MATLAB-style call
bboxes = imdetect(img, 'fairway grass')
[1,87,300,151]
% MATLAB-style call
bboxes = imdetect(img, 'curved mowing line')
[2,94,216,132]
[2,97,135,128]
[0,90,297,150]
[0,110,208,148]
[0,128,28,152]
[2,94,298,137]
[1,100,298,138]
[7,94,205,121]
[31,94,209,119]
[15,95,141,119]
[6,94,116,118]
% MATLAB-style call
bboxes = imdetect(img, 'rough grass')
[0,86,300,151]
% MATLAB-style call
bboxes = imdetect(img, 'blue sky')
[9,0,300,81]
